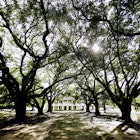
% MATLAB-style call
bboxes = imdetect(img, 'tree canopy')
[0,0,139,123]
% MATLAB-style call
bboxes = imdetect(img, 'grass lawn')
[0,110,140,140]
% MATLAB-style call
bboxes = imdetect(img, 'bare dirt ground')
[0,110,140,140]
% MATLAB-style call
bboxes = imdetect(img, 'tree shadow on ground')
[94,114,140,140]
[0,112,59,140]
[110,122,140,140]
[95,114,121,121]
[26,113,51,125]
[0,112,51,129]
[83,113,140,140]
[0,112,52,139]
[98,114,140,131]
[0,126,24,137]
[44,114,115,140]
[126,121,140,131]
[1,112,140,140]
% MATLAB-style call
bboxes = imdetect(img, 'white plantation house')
[52,97,86,111]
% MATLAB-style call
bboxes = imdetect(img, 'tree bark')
[15,93,27,123]
[94,98,100,116]
[119,99,132,122]
[47,101,52,112]
[37,107,44,115]
[86,103,90,112]
[103,103,106,113]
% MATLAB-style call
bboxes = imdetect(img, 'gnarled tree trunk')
[86,103,90,112]
[15,93,27,123]
[37,107,44,115]
[94,97,100,116]
[47,100,53,112]
[119,98,132,122]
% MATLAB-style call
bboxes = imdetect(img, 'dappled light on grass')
[45,114,115,140]
[110,122,140,140]
[0,110,15,120]
[84,113,140,140]
[0,111,140,140]
[0,113,60,140]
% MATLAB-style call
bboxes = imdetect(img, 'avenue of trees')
[0,0,140,123]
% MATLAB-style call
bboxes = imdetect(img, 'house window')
[69,106,71,110]
[64,106,67,110]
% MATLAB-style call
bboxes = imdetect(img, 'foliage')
[0,0,139,123]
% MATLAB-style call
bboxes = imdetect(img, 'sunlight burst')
[92,44,100,53]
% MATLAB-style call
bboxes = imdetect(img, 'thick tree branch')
[39,0,50,58]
